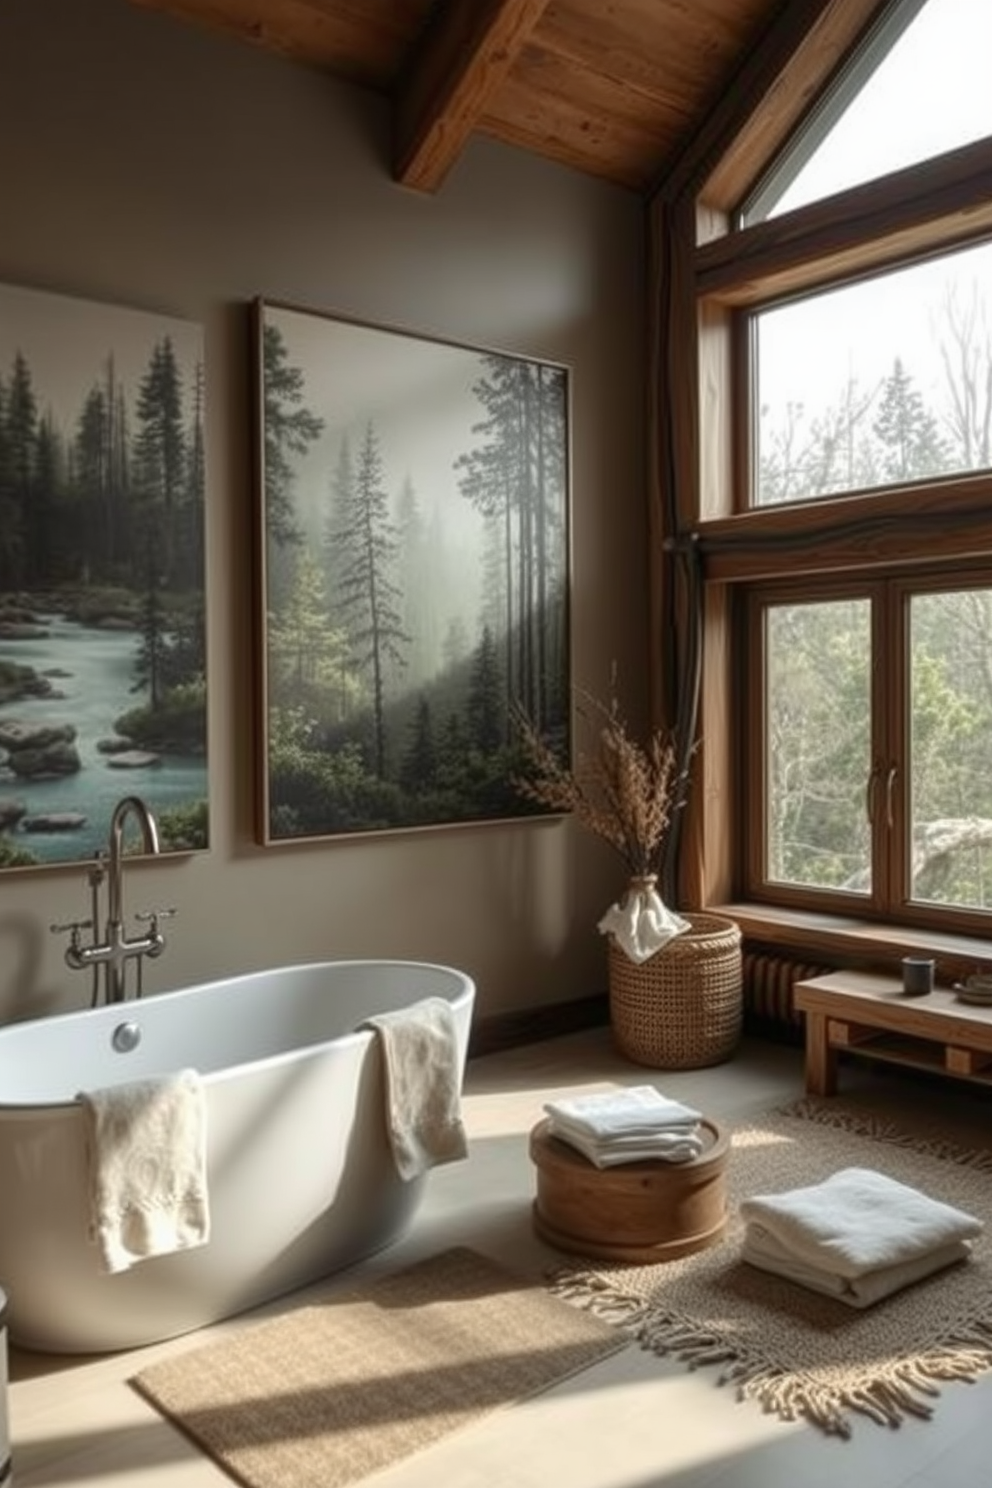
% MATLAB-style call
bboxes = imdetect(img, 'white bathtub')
[0,960,475,1354]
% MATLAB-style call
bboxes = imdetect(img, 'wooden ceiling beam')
[394,0,551,193]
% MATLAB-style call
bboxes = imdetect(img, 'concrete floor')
[9,1026,992,1487]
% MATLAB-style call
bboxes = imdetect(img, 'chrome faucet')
[106,795,160,926]
[52,795,174,1005]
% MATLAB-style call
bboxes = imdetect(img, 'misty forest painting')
[253,299,570,844]
[0,283,209,871]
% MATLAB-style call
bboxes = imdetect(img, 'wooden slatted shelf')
[794,971,992,1095]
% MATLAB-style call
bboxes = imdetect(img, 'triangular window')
[743,0,992,223]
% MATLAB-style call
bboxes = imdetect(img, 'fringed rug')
[549,1099,992,1438]
[131,1245,626,1488]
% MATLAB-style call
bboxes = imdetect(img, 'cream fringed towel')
[77,1069,210,1274]
[360,997,468,1181]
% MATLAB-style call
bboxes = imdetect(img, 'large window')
[695,0,992,933]
[754,239,992,506]
[746,577,992,928]
[743,0,992,223]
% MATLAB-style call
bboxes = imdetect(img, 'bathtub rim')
[0,958,476,1112]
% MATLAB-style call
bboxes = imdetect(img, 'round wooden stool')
[529,1115,729,1264]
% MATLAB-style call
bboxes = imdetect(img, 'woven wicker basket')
[608,911,743,1069]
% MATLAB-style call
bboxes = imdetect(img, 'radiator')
[742,948,833,1033]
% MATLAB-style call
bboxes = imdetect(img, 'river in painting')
[0,612,207,866]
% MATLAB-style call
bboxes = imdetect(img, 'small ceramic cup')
[901,956,935,996]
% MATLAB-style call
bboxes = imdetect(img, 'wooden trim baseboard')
[468,993,609,1059]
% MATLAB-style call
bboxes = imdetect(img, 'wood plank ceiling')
[125,0,791,194]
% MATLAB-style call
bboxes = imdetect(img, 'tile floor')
[8,1027,992,1487]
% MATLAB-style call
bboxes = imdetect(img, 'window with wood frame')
[688,0,992,932]
[741,0,992,225]
[742,573,992,929]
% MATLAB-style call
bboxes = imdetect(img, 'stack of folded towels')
[543,1085,705,1168]
[740,1166,983,1309]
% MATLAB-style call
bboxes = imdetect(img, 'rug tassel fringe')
[547,1269,647,1326]
[548,1265,992,1436]
[780,1099,992,1173]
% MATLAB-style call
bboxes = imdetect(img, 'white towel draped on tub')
[739,1166,982,1308]
[360,997,468,1181]
[77,1068,210,1274]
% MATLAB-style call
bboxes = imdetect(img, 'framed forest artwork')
[0,282,210,872]
[251,298,571,845]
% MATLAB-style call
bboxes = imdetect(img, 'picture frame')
[0,282,210,872]
[251,297,571,846]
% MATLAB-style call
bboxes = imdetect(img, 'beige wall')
[0,0,648,1027]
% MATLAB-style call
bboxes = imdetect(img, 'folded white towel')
[741,1225,972,1309]
[77,1068,210,1275]
[739,1167,983,1280]
[550,1126,706,1168]
[597,882,689,963]
[360,996,468,1182]
[544,1086,703,1139]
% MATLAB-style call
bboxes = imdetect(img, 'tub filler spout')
[52,795,174,1006]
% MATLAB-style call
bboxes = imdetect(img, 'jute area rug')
[550,1098,992,1438]
[131,1245,626,1488]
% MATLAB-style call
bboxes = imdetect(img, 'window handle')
[866,766,879,824]
[885,765,897,829]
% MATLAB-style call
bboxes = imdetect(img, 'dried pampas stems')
[513,685,690,880]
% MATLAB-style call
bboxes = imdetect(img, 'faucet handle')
[50,919,93,955]
[50,918,93,937]
[135,907,177,926]
[135,907,176,952]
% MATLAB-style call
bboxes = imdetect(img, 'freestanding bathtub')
[0,959,475,1353]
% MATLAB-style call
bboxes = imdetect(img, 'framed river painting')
[251,298,571,846]
[0,282,209,871]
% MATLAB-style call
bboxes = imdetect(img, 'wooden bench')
[794,970,992,1096]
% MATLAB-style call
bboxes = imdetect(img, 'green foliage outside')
[760,311,992,909]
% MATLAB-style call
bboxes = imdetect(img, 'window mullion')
[873,583,907,913]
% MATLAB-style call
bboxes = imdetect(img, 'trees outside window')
[747,579,992,924]
[753,242,992,506]
[665,0,992,933]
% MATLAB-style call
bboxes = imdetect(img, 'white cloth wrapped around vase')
[598,877,689,963]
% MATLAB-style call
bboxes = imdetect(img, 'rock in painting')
[6,741,82,778]
[0,798,27,831]
[0,721,77,753]
[107,750,162,769]
[0,622,50,640]
[0,663,57,705]
[0,721,81,779]
[21,812,88,833]
[96,736,136,755]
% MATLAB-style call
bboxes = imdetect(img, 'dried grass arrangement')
[515,686,741,1059]
[512,686,689,881]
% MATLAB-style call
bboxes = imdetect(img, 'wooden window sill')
[712,902,992,980]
